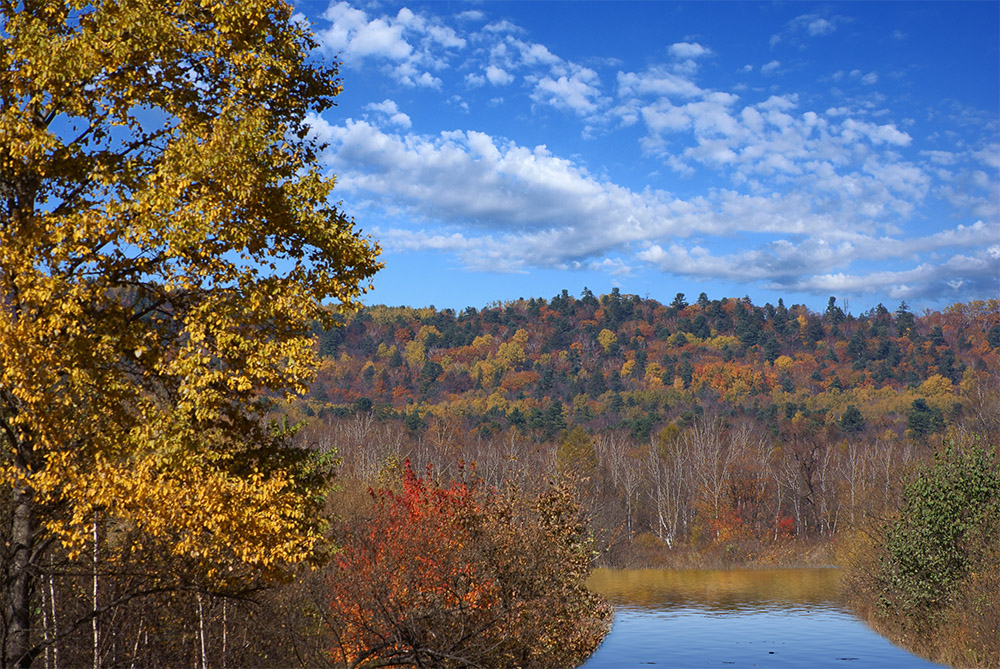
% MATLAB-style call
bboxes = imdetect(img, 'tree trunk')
[48,575,59,669]
[7,485,35,669]
[92,518,99,669]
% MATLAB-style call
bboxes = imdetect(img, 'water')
[582,568,944,668]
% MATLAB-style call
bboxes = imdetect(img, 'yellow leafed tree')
[0,1,381,665]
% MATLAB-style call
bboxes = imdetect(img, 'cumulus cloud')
[307,2,998,304]
[312,118,673,229]
[316,2,464,87]
[638,228,1000,299]
[669,42,711,59]
[483,19,522,34]
[617,68,704,99]
[306,111,997,299]
[529,67,605,115]
[786,13,847,39]
[485,64,515,86]
[364,99,412,128]
[781,250,1000,301]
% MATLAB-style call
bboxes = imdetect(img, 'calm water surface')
[583,568,943,668]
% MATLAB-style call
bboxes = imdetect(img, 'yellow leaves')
[705,335,741,351]
[470,333,494,353]
[404,339,426,367]
[920,374,953,396]
[598,328,617,352]
[37,427,320,572]
[774,355,795,374]
[1,0,378,593]
[417,325,441,343]
[496,333,527,370]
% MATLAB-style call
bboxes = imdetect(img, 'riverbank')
[843,561,999,668]
[600,533,839,570]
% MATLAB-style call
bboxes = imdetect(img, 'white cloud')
[781,250,999,300]
[308,118,693,266]
[517,41,561,67]
[638,225,1000,298]
[786,13,846,39]
[529,66,605,116]
[316,2,463,87]
[921,150,959,165]
[484,19,522,34]
[807,18,834,36]
[306,114,997,296]
[485,64,515,86]
[974,143,1000,170]
[840,119,911,146]
[617,68,704,99]
[415,72,441,88]
[669,42,712,59]
[761,60,781,75]
[364,99,411,128]
[321,4,411,59]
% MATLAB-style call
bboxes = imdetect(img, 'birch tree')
[0,1,381,665]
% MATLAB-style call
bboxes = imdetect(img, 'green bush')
[876,441,998,618]
[849,438,1000,666]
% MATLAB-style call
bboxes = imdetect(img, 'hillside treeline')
[295,291,1000,562]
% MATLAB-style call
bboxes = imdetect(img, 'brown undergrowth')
[604,533,838,570]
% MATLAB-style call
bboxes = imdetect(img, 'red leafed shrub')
[775,515,796,538]
[327,462,610,668]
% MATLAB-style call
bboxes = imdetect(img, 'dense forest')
[294,291,1000,562]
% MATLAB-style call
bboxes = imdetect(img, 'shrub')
[876,441,998,618]
[846,438,999,667]
[326,463,610,668]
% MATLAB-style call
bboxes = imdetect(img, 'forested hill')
[303,291,999,443]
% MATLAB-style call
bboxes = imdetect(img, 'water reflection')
[588,567,843,614]
[583,568,943,668]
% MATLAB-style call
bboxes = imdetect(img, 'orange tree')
[327,463,610,668]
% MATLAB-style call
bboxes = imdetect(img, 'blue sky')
[296,0,999,314]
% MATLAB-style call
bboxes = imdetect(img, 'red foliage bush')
[326,462,610,668]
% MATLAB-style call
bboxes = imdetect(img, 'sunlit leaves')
[0,0,380,613]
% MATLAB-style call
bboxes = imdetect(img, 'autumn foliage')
[1,0,380,665]
[301,292,1000,562]
[326,462,610,668]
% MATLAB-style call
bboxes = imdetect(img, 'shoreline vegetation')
[603,534,839,571]
[323,465,613,668]
[842,439,1000,669]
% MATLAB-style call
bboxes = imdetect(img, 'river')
[582,568,943,668]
